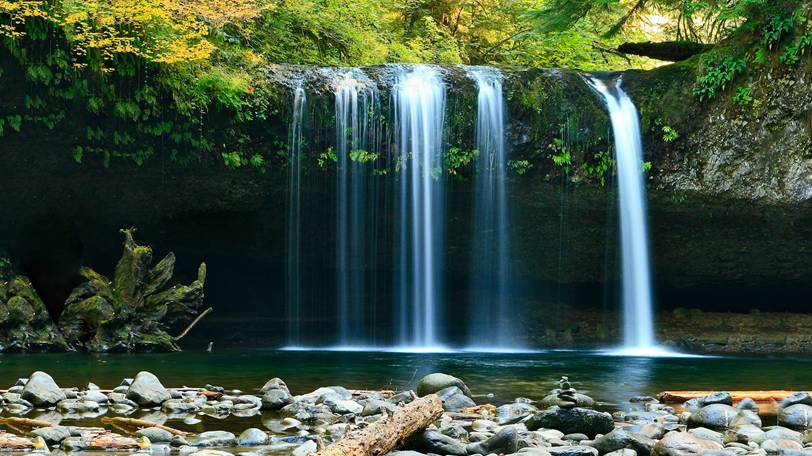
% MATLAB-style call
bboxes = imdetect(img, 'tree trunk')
[617,41,713,61]
[314,394,443,456]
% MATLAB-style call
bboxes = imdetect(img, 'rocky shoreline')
[2,371,812,455]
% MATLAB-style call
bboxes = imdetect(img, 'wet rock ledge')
[2,371,812,456]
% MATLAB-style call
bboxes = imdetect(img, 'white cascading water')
[394,65,446,349]
[335,71,374,346]
[466,67,514,349]
[589,77,662,355]
[287,81,307,346]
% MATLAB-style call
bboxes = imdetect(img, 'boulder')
[362,399,399,416]
[548,445,600,456]
[688,404,760,431]
[31,426,71,445]
[260,378,289,394]
[187,431,237,448]
[541,392,597,409]
[652,431,724,456]
[781,393,812,409]
[527,406,614,437]
[21,371,66,406]
[261,389,293,411]
[137,427,174,443]
[779,404,812,430]
[237,428,268,446]
[126,371,171,406]
[590,427,657,456]
[497,402,538,424]
[465,426,519,455]
[415,373,472,398]
[405,429,467,455]
[700,393,733,407]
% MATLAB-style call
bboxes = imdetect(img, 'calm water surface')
[2,349,811,408]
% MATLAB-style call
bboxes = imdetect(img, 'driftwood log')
[314,394,443,456]
[657,390,794,403]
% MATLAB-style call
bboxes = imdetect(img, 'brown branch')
[100,417,187,436]
[174,307,212,341]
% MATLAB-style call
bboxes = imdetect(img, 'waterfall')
[589,77,661,354]
[466,67,514,348]
[393,65,446,349]
[286,81,307,347]
[334,71,375,346]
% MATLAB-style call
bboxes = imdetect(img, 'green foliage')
[641,161,652,173]
[693,56,747,101]
[780,31,812,64]
[655,118,679,142]
[761,15,794,49]
[349,150,380,163]
[732,85,754,106]
[318,148,338,168]
[507,159,532,175]
[578,150,614,187]
[221,152,243,169]
[548,138,571,174]
[444,147,478,176]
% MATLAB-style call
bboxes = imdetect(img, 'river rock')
[362,399,399,416]
[765,427,803,443]
[126,371,171,406]
[415,373,472,398]
[238,428,268,446]
[653,431,724,456]
[549,445,601,456]
[136,427,174,443]
[188,431,237,447]
[729,424,766,444]
[261,377,289,394]
[465,426,519,455]
[779,405,812,430]
[761,439,803,453]
[781,393,812,409]
[406,429,467,455]
[57,399,100,413]
[262,389,293,410]
[32,426,71,444]
[688,404,760,430]
[328,399,363,414]
[292,440,317,456]
[21,371,67,406]
[437,386,476,412]
[527,406,614,437]
[497,402,538,424]
[541,392,597,409]
[700,393,734,407]
[189,451,234,456]
[389,390,416,404]
[82,390,109,403]
[605,450,638,456]
[591,427,657,456]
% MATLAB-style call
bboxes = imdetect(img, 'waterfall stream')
[590,77,665,355]
[393,66,446,349]
[466,67,516,349]
[286,81,306,347]
[335,71,375,346]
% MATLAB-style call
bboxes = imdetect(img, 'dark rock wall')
[1,61,810,347]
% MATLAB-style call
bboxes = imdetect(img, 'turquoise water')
[2,349,811,408]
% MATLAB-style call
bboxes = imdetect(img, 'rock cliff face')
[0,58,810,348]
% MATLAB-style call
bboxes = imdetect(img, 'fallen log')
[0,431,34,450]
[314,394,443,456]
[100,417,188,436]
[657,390,794,403]
[617,41,713,61]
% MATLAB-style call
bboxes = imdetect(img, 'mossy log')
[617,41,713,61]
[314,395,443,456]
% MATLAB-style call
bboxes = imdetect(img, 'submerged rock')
[238,428,268,446]
[126,371,171,406]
